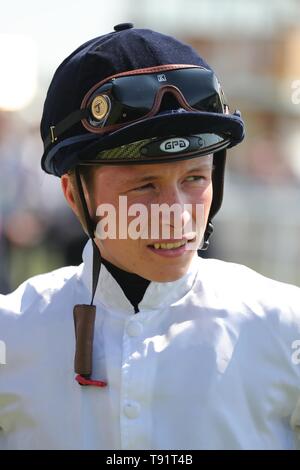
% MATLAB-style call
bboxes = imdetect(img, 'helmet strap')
[72,167,106,387]
[198,220,213,253]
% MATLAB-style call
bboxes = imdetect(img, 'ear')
[61,174,80,217]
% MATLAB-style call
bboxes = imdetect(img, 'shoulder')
[0,265,81,318]
[196,258,300,384]
[197,257,300,327]
[199,256,300,299]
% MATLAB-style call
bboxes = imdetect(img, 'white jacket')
[0,241,300,450]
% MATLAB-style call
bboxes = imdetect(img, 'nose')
[155,184,190,233]
[157,183,184,207]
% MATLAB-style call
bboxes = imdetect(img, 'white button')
[126,320,143,337]
[123,401,141,419]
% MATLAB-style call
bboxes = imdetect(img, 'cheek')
[188,184,213,221]
[186,183,213,205]
[204,183,213,206]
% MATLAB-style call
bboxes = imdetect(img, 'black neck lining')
[101,258,150,313]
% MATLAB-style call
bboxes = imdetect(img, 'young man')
[0,23,300,450]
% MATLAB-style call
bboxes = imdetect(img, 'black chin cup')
[199,221,214,252]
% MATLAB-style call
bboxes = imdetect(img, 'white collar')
[80,240,200,315]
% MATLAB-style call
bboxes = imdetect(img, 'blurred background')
[0,0,300,293]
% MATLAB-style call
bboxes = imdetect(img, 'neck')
[101,258,150,313]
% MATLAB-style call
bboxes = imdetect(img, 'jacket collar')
[80,240,200,314]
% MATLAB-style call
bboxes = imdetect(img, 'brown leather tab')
[73,304,96,376]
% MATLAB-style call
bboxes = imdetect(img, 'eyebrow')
[186,163,214,173]
[124,163,213,185]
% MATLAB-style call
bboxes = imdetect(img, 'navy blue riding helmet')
[40,23,244,225]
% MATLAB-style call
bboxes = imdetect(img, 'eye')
[184,175,207,183]
[132,182,155,192]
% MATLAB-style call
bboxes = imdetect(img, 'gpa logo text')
[0,340,6,365]
[160,138,190,153]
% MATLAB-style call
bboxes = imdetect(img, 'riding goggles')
[44,64,229,152]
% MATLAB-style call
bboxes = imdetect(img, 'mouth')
[147,237,197,257]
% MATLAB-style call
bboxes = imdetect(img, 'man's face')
[64,155,213,282]
[92,155,213,281]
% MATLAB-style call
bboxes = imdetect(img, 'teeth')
[153,241,186,249]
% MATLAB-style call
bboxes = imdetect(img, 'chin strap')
[73,167,107,388]
[198,149,226,255]
[203,220,214,250]
[198,220,213,254]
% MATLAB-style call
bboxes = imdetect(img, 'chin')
[145,265,191,283]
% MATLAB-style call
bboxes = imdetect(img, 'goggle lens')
[83,67,226,131]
